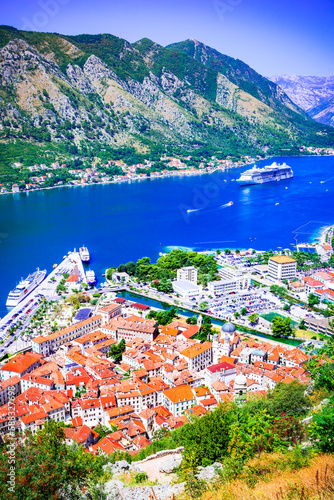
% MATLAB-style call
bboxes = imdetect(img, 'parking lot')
[206,289,281,319]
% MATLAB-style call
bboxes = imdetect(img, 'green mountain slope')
[166,39,301,113]
[0,25,333,179]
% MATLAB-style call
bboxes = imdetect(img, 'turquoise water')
[1,155,334,315]
[261,311,299,328]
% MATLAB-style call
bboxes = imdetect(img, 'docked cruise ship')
[237,162,293,186]
[79,246,90,262]
[6,269,47,307]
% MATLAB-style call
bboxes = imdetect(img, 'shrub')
[134,472,148,483]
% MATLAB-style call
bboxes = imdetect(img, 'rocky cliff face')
[0,26,332,156]
[268,75,334,126]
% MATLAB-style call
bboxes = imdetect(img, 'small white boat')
[79,246,90,262]
[275,203,279,205]
[86,270,95,285]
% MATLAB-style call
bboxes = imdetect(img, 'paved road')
[136,453,182,484]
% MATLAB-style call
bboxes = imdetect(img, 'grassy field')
[189,453,334,500]
[294,328,325,341]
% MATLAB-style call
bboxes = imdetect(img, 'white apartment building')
[162,384,195,417]
[219,267,245,280]
[177,266,198,283]
[208,275,250,295]
[32,315,103,356]
[204,361,236,388]
[268,256,297,282]
[179,342,212,371]
[172,280,202,300]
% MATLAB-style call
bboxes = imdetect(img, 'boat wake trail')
[320,175,334,184]
[186,208,201,214]
[220,201,233,208]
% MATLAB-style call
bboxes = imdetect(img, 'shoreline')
[2,153,334,198]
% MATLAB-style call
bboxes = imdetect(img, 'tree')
[74,385,86,398]
[106,267,115,280]
[146,308,178,326]
[234,311,240,319]
[298,318,306,330]
[197,316,214,341]
[248,313,259,325]
[308,293,320,308]
[0,420,99,500]
[198,302,208,312]
[94,425,115,438]
[125,261,136,276]
[265,381,310,418]
[180,402,236,468]
[241,307,248,316]
[109,339,126,363]
[245,381,311,419]
[186,316,198,325]
[309,400,334,452]
[271,316,292,338]
[270,285,287,297]
[306,337,334,392]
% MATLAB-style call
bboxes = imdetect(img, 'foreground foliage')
[194,452,334,500]
[0,421,109,500]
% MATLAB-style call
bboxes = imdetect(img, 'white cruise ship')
[237,162,293,186]
[86,270,96,285]
[6,269,47,307]
[79,246,90,262]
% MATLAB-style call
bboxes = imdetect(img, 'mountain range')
[268,75,334,127]
[0,26,333,172]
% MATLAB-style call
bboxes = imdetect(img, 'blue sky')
[2,0,334,76]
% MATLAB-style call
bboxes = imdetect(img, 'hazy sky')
[2,0,334,76]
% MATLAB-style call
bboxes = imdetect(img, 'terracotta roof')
[181,325,199,339]
[0,376,20,390]
[107,405,134,419]
[163,384,194,403]
[303,277,323,287]
[96,436,125,454]
[1,352,42,374]
[75,331,107,345]
[180,342,212,359]
[66,275,78,283]
[20,410,48,424]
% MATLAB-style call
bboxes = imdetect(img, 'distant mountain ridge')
[0,25,333,172]
[268,74,334,127]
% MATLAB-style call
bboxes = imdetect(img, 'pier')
[0,250,88,353]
